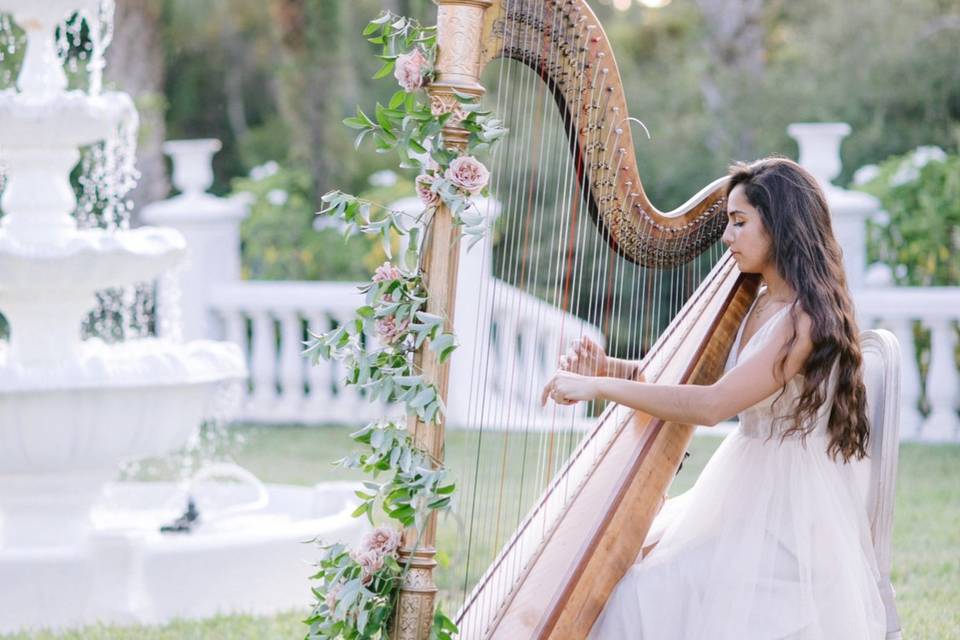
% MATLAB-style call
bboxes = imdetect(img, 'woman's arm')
[542,312,813,426]
[599,355,640,379]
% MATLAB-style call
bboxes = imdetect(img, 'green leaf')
[356,107,376,128]
[427,497,450,510]
[389,90,406,110]
[410,386,435,409]
[351,501,370,519]
[436,483,456,495]
[408,137,427,154]
[373,59,395,80]
[388,505,416,523]
[343,116,369,130]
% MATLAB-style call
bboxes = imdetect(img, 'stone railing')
[203,278,603,428]
[858,288,960,441]
[210,281,378,424]
[142,132,960,442]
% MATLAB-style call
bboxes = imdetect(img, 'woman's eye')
[733,221,744,228]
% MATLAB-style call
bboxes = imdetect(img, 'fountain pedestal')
[0,3,367,632]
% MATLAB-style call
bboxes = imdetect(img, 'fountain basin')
[0,338,246,546]
[0,226,186,291]
[0,90,134,149]
[0,227,187,364]
[0,338,245,465]
[0,480,368,634]
[0,0,102,28]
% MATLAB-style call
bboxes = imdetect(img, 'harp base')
[391,546,438,640]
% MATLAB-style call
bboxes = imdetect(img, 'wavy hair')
[727,157,869,462]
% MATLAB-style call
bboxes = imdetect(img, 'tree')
[270,0,346,205]
[106,0,168,217]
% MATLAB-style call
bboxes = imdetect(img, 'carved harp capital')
[435,0,492,91]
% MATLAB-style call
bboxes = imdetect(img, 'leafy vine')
[302,11,506,640]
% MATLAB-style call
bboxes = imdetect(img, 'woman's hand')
[540,370,599,407]
[559,336,608,377]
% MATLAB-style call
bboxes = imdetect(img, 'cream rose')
[415,173,440,207]
[351,549,385,585]
[360,526,402,558]
[376,316,410,345]
[445,155,490,195]
[393,49,428,92]
[373,261,403,283]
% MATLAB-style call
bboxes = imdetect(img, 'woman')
[541,157,887,639]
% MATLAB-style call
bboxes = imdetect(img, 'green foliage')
[298,8,515,634]
[856,148,960,286]
[231,164,379,281]
[337,421,455,529]
[304,541,402,640]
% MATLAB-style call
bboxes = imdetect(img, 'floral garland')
[302,12,506,640]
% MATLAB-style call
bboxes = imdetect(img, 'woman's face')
[723,184,773,274]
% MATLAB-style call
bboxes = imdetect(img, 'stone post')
[141,139,249,342]
[787,122,879,291]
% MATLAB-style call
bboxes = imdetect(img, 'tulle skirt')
[589,427,887,640]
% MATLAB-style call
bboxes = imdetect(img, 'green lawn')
[6,426,958,639]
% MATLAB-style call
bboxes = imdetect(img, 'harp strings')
[443,1,725,634]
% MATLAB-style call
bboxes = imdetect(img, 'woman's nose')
[721,224,733,247]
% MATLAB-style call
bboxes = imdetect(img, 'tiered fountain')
[0,2,363,633]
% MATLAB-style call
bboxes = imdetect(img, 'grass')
[6,426,958,639]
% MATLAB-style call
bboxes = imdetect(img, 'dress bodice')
[724,298,837,440]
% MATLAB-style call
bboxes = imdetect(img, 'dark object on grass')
[160,497,200,533]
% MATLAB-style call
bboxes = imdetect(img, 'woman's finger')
[540,378,554,406]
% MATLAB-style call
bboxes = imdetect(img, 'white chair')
[854,329,904,639]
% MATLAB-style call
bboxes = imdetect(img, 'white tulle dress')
[589,302,887,640]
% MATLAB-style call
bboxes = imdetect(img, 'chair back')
[854,329,904,639]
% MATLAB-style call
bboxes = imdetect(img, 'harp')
[391,1,760,638]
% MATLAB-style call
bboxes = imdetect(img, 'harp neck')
[478,0,729,267]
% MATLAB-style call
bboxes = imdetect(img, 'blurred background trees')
[1,0,957,283]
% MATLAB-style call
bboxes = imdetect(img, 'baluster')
[305,312,334,422]
[921,317,960,441]
[248,309,278,419]
[889,317,924,439]
[515,320,536,408]
[278,310,306,418]
[498,308,520,430]
[219,307,251,416]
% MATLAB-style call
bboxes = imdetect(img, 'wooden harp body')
[394,1,761,638]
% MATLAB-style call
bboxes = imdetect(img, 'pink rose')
[351,549,384,585]
[445,155,490,195]
[394,49,428,92]
[373,261,403,283]
[416,173,440,207]
[360,527,402,558]
[376,316,410,344]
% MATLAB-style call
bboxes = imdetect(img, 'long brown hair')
[727,157,869,462]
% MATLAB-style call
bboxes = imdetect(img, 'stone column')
[788,122,879,291]
[141,139,249,342]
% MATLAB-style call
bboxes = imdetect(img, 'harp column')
[391,1,492,639]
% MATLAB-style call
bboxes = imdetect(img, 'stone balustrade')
[139,130,960,441]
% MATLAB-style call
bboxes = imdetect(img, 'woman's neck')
[761,269,796,303]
